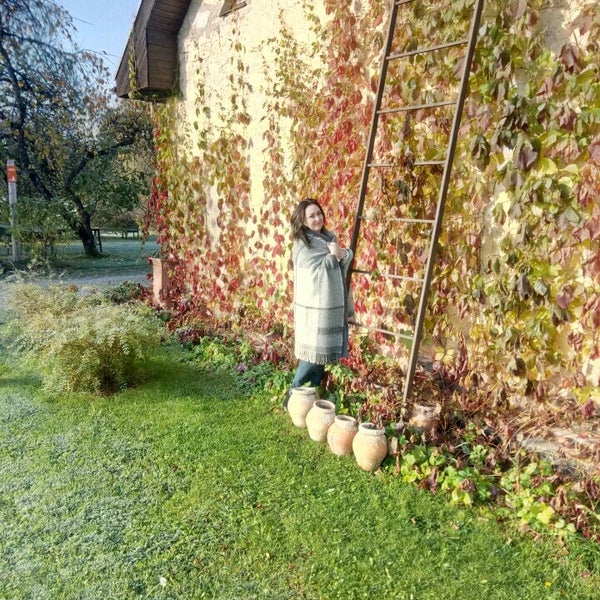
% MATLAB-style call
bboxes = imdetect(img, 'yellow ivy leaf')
[533,157,558,176]
[496,190,512,214]
[562,163,580,175]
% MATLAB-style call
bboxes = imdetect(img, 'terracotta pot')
[352,422,388,472]
[327,415,358,456]
[305,399,336,442]
[287,387,318,428]
[409,403,440,432]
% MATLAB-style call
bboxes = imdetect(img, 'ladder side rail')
[348,0,400,274]
[402,0,485,402]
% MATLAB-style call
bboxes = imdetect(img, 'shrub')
[2,282,161,394]
[101,280,146,304]
[10,196,70,266]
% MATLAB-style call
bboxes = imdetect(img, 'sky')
[57,0,142,82]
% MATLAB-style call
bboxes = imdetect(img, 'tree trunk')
[76,212,100,257]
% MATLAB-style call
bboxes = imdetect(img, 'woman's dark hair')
[291,198,326,245]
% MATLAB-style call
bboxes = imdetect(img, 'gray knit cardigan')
[293,229,354,365]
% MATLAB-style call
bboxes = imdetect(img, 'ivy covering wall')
[146,0,600,413]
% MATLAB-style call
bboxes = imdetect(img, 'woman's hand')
[327,242,347,260]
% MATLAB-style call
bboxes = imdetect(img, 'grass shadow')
[0,374,42,389]
[118,346,242,406]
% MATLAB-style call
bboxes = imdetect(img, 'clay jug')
[409,403,441,432]
[352,422,388,472]
[305,399,336,442]
[287,387,317,428]
[327,415,358,456]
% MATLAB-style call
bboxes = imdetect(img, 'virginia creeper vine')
[145,0,600,417]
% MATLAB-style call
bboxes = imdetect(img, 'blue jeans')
[291,360,325,389]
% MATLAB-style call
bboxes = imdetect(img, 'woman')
[283,198,354,409]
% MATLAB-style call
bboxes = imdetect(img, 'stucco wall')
[177,0,327,220]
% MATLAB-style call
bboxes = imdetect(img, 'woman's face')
[303,204,324,232]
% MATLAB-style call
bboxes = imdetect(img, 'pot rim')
[291,387,317,396]
[335,414,357,424]
[358,422,385,434]
[313,399,335,410]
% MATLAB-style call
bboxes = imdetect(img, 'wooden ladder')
[348,0,484,401]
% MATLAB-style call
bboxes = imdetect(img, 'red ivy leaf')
[555,286,574,309]
[345,136,359,154]
[583,250,600,277]
[332,120,353,144]
[581,400,597,419]
[373,300,384,316]
[370,75,378,93]
[583,296,600,328]
[560,43,582,73]
[569,12,592,36]
[589,135,600,165]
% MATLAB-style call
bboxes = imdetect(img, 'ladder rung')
[359,216,435,225]
[349,320,414,342]
[393,217,434,224]
[351,268,425,284]
[383,272,426,283]
[416,160,445,166]
[367,160,445,168]
[394,217,435,225]
[378,100,455,115]
[387,39,468,62]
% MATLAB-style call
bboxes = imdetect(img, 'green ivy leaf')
[533,279,549,297]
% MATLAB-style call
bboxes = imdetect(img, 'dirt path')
[0,271,151,304]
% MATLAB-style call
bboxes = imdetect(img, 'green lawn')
[1,233,159,279]
[1,345,598,599]
[51,234,160,277]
